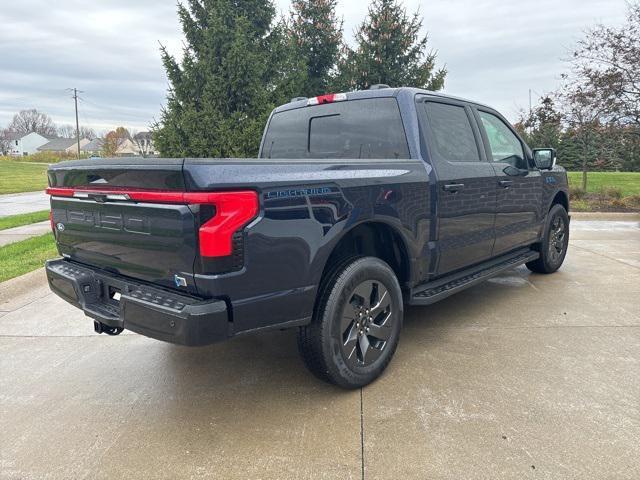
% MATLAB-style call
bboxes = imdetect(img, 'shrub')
[0,151,87,164]
[598,186,623,199]
[622,195,640,210]
[610,198,626,209]
[569,186,586,200]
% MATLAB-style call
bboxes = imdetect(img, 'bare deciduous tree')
[58,124,97,140]
[559,79,614,190]
[102,127,131,157]
[132,131,154,157]
[7,109,57,137]
[571,2,640,130]
[0,129,13,155]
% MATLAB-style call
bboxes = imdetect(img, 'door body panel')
[491,165,544,255]
[473,108,545,256]
[418,98,497,276]
[435,167,497,273]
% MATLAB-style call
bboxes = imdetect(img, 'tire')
[526,204,570,274]
[297,256,403,389]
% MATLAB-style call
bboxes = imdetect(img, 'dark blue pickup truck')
[45,86,569,388]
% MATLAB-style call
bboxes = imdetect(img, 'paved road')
[1,219,639,479]
[0,191,49,217]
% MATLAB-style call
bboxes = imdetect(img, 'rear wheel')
[297,257,403,389]
[526,204,569,274]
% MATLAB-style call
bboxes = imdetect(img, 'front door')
[475,109,544,255]
[419,99,497,276]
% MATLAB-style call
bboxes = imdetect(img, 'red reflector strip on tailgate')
[46,187,259,258]
[45,187,75,197]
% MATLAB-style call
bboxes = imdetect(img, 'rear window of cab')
[261,98,410,159]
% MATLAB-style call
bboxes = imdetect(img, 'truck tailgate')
[48,158,199,294]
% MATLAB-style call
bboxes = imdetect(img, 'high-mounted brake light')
[46,187,259,258]
[307,93,347,106]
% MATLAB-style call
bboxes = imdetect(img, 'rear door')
[474,108,544,255]
[418,98,497,275]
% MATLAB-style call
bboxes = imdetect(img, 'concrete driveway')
[0,191,49,217]
[1,218,638,479]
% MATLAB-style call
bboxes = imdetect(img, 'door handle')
[443,183,465,193]
[499,180,513,188]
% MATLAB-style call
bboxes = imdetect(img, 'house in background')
[38,137,90,155]
[113,137,138,157]
[80,138,104,157]
[4,131,53,156]
[133,131,157,156]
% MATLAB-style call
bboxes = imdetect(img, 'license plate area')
[108,286,122,303]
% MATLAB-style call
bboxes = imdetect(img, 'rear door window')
[262,98,410,159]
[422,102,481,163]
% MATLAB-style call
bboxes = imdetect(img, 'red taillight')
[187,191,258,257]
[46,187,259,258]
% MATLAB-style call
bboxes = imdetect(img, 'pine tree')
[288,0,343,96]
[517,96,563,150]
[334,0,446,91]
[153,0,287,157]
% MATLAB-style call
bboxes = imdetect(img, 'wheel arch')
[317,220,412,291]
[550,189,569,212]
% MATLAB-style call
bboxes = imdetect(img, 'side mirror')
[533,148,556,170]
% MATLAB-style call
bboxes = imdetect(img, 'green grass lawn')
[0,160,48,194]
[0,233,58,283]
[0,210,50,231]
[567,172,640,196]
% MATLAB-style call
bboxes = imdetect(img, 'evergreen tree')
[516,96,563,150]
[334,0,446,91]
[288,0,343,96]
[154,0,285,157]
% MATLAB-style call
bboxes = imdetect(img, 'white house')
[5,132,52,156]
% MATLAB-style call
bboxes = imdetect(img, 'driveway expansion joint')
[360,387,365,480]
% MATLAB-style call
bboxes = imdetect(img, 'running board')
[408,249,539,306]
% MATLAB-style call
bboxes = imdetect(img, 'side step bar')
[408,249,539,306]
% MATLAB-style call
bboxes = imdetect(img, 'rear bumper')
[45,259,230,346]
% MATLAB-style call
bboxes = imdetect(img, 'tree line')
[0,109,97,153]
[0,108,151,158]
[152,0,446,158]
[515,2,640,189]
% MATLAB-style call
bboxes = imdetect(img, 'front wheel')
[297,257,403,389]
[526,204,570,274]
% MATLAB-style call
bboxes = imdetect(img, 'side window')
[423,102,480,163]
[478,111,525,167]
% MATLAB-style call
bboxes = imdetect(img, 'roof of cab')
[273,87,495,114]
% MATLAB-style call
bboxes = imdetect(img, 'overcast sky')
[0,0,629,134]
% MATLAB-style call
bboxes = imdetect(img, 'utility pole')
[73,88,80,159]
[67,88,83,159]
[528,89,533,135]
